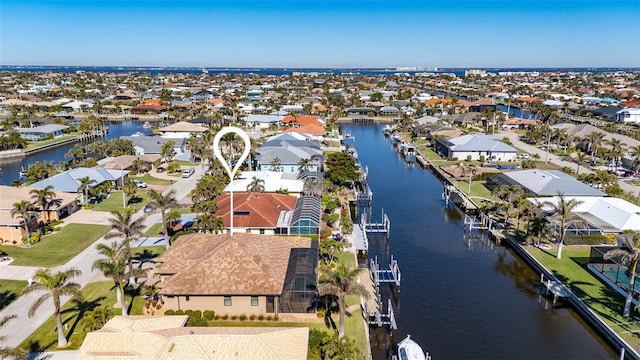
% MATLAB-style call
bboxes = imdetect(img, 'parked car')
[182,169,195,178]
[156,166,165,173]
[482,161,498,168]
[134,180,147,188]
[143,204,154,213]
[517,153,530,159]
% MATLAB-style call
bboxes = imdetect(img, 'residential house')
[120,135,186,156]
[616,108,640,124]
[77,315,309,360]
[487,169,606,196]
[468,98,497,113]
[435,134,517,161]
[14,124,68,141]
[223,171,305,196]
[96,154,162,171]
[158,233,318,315]
[30,167,129,200]
[0,185,79,244]
[214,192,297,234]
[158,121,208,139]
[255,145,323,173]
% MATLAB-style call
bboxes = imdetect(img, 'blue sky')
[1,0,639,68]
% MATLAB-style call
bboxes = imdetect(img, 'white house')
[616,108,640,124]
[435,134,517,161]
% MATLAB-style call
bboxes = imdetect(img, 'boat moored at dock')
[394,335,430,360]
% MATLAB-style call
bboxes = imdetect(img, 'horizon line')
[1,65,639,70]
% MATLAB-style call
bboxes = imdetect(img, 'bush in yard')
[164,309,175,315]
[203,310,215,321]
[239,314,247,321]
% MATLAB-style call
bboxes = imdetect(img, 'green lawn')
[20,280,146,352]
[131,245,166,260]
[25,134,79,150]
[451,180,498,201]
[0,280,28,310]
[528,246,640,350]
[131,174,172,186]
[2,224,109,267]
[144,223,163,236]
[92,190,152,212]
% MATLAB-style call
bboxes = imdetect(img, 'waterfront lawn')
[3,224,109,267]
[131,174,172,186]
[451,179,498,201]
[0,280,28,310]
[528,246,640,349]
[131,245,166,260]
[92,190,152,212]
[144,223,163,236]
[20,280,145,352]
[24,134,79,150]
[345,295,368,357]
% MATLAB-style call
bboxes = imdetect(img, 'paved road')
[499,130,640,197]
[0,165,204,348]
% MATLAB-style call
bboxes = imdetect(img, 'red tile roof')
[214,192,296,228]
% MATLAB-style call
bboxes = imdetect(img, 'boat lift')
[362,208,391,236]
[363,299,397,330]
[370,255,401,287]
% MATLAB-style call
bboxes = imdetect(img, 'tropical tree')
[77,176,97,206]
[604,233,640,318]
[92,241,144,315]
[131,157,149,174]
[22,268,83,347]
[107,207,146,274]
[543,192,584,259]
[147,190,179,247]
[64,144,85,167]
[317,260,368,339]
[297,157,313,173]
[574,150,588,175]
[246,176,265,192]
[122,179,138,204]
[586,132,605,160]
[270,157,282,172]
[30,185,58,224]
[0,315,25,359]
[160,140,176,161]
[11,200,35,243]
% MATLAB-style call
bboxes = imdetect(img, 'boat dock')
[353,221,369,254]
[540,273,571,304]
[362,208,390,235]
[370,255,401,287]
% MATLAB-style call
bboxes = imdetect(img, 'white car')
[182,169,194,178]
[134,180,147,188]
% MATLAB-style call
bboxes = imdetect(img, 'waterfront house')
[435,134,517,161]
[345,107,376,117]
[14,124,68,141]
[379,106,400,116]
[448,112,482,127]
[241,114,283,128]
[214,192,297,235]
[158,121,208,139]
[223,171,305,196]
[130,104,168,114]
[97,154,162,172]
[77,315,309,360]
[616,108,640,124]
[468,98,497,113]
[0,185,79,244]
[486,169,606,197]
[255,145,323,173]
[157,233,317,316]
[120,135,186,156]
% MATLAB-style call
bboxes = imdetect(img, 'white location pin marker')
[213,126,251,235]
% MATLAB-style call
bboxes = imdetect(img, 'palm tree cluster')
[10,185,60,244]
[604,233,640,318]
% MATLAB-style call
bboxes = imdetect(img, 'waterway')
[0,121,152,185]
[340,123,616,359]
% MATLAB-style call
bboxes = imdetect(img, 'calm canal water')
[0,122,152,185]
[340,123,616,360]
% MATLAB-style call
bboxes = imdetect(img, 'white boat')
[396,335,429,360]
[142,121,151,129]
[131,131,145,137]
[383,124,394,136]
[19,166,27,178]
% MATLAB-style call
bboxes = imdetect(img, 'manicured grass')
[207,319,328,332]
[528,246,640,350]
[25,134,79,150]
[339,251,357,269]
[92,190,152,212]
[451,180,498,201]
[3,224,109,267]
[0,280,28,310]
[131,174,172,186]
[131,245,166,260]
[20,280,146,352]
[144,223,163,236]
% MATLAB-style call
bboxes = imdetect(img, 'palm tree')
[107,207,146,274]
[122,179,138,205]
[607,138,627,172]
[0,315,25,359]
[297,158,312,173]
[317,260,369,339]
[147,190,179,247]
[574,150,588,175]
[270,157,282,172]
[77,176,97,206]
[543,192,584,259]
[11,200,34,243]
[246,176,265,192]
[586,132,605,160]
[92,241,144,316]
[30,185,57,224]
[22,268,83,347]
[629,144,640,171]
[604,233,640,318]
[64,144,84,167]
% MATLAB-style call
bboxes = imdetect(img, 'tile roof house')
[435,134,517,161]
[223,171,304,197]
[158,233,317,315]
[77,315,309,360]
[0,185,79,245]
[214,192,297,234]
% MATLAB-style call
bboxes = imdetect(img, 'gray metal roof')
[256,146,322,165]
[14,124,68,134]
[492,169,605,196]
[445,134,517,153]
[120,136,185,154]
[31,167,129,192]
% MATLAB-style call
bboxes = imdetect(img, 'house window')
[251,296,259,306]
[259,229,265,235]
[224,296,232,306]
[185,296,190,302]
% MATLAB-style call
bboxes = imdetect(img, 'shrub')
[203,310,215,321]
[238,314,247,321]
[230,315,238,320]
[316,309,325,318]
[174,310,185,315]
[564,234,609,246]
[221,314,229,320]
[257,314,265,321]
[249,314,257,320]
[265,315,272,321]
[49,219,64,226]
[164,309,175,315]
[53,226,62,232]
[466,155,472,162]
[479,155,485,163]
[213,314,220,320]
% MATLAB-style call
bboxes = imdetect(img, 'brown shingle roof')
[158,233,311,296]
